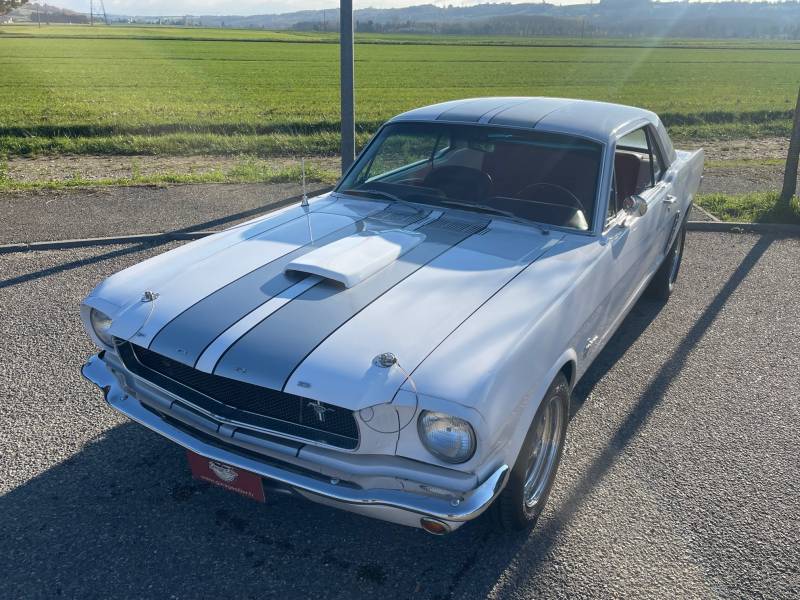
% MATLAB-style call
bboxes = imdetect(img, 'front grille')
[116,341,359,449]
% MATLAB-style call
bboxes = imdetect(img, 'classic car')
[81,97,704,535]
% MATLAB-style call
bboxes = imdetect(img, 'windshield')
[337,122,603,231]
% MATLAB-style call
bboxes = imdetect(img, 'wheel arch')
[489,348,578,478]
[559,358,577,390]
[530,348,578,420]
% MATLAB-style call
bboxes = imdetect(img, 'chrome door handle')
[664,195,678,205]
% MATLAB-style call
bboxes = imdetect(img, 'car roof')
[388,97,660,143]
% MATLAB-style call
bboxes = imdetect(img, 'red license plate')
[187,450,265,503]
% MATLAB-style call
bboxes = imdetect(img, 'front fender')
[479,348,578,477]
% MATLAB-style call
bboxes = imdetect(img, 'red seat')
[614,153,641,202]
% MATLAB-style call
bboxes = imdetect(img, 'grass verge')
[0,122,789,159]
[0,132,375,158]
[696,192,800,225]
[0,160,339,192]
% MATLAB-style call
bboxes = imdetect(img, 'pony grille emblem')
[308,400,335,423]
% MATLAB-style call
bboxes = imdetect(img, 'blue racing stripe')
[148,205,430,366]
[212,216,487,391]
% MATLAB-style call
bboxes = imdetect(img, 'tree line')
[291,3,800,40]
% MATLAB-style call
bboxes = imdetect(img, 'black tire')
[646,222,687,301]
[492,373,570,532]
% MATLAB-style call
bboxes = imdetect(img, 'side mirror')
[623,194,648,217]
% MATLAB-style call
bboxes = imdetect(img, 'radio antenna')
[300,158,313,243]
[300,158,309,208]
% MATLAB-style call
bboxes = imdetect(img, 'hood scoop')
[285,229,425,288]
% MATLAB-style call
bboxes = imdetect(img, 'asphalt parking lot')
[1,230,798,599]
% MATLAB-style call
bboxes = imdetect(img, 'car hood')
[85,193,563,410]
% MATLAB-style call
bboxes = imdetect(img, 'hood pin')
[374,352,397,368]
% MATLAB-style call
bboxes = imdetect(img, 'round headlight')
[417,411,476,464]
[89,308,114,347]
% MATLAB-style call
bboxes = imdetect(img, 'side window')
[646,129,667,183]
[361,131,440,182]
[613,126,662,208]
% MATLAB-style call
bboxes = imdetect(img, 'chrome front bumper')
[82,353,509,531]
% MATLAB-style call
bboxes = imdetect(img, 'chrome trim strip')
[83,354,509,523]
[107,350,478,493]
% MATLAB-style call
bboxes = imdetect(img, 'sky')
[49,1,601,17]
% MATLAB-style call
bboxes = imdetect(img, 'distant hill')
[4,2,87,23]
[7,1,800,40]
[126,2,800,40]
[165,2,800,40]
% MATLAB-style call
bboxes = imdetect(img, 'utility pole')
[340,0,355,174]
[780,86,800,205]
[89,0,93,26]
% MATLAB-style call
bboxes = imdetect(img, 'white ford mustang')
[82,98,704,535]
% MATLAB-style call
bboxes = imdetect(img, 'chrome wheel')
[523,393,566,509]
[493,373,570,531]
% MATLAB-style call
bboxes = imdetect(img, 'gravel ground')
[2,137,789,182]
[700,165,784,195]
[680,137,787,195]
[686,137,788,162]
[4,156,340,184]
[0,232,798,599]
[0,183,334,245]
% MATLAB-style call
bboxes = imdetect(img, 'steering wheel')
[516,183,586,213]
[423,166,492,203]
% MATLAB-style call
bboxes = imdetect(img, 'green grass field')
[2,24,800,158]
[697,192,800,224]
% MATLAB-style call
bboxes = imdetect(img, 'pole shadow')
[0,241,171,290]
[0,188,332,291]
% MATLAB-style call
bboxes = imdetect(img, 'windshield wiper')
[435,199,551,232]
[340,188,405,204]
[341,190,550,232]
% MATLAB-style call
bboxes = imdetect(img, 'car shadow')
[482,233,775,597]
[0,285,672,599]
[0,235,774,599]
[545,234,773,534]
[571,295,666,416]
[0,416,509,598]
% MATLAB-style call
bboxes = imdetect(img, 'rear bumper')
[82,353,508,531]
